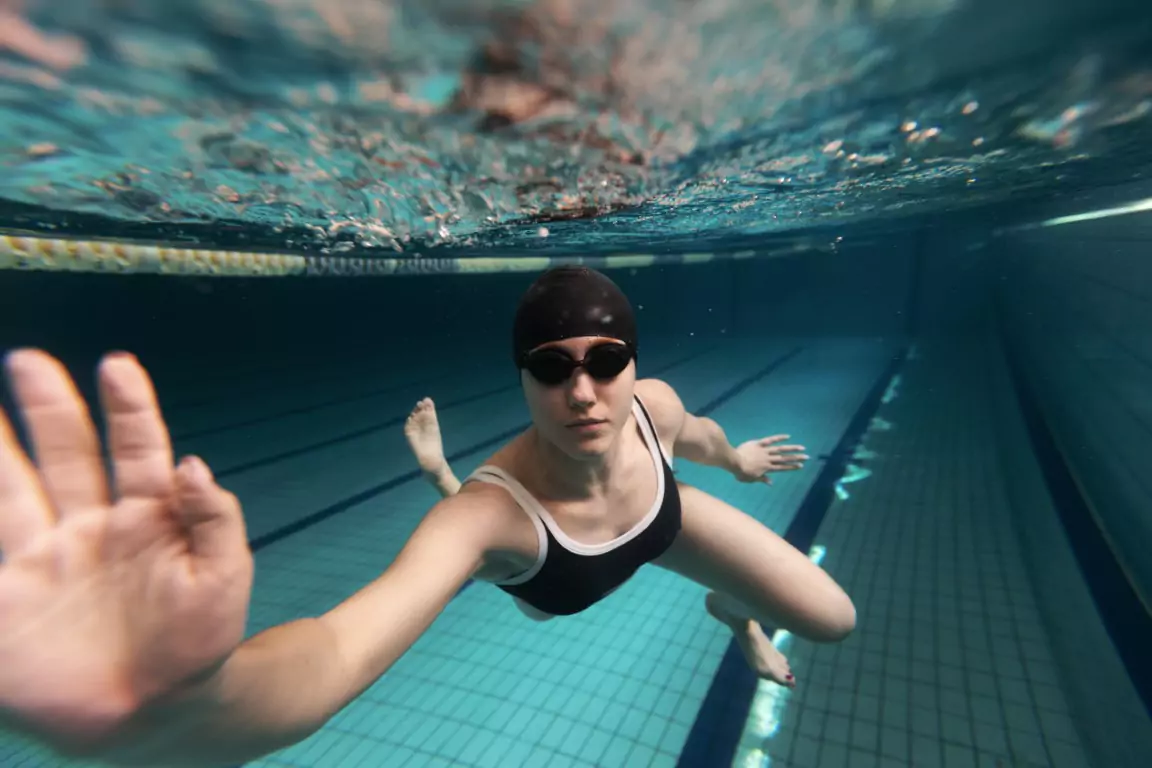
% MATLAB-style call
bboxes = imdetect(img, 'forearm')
[95,529,468,768]
[96,618,349,768]
[678,417,741,474]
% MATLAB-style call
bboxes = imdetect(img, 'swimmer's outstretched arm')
[102,492,507,767]
[636,379,808,484]
[100,494,504,767]
[0,351,514,767]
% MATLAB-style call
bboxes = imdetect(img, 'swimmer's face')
[521,336,636,459]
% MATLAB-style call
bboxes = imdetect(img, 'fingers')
[0,399,53,551]
[174,455,249,563]
[4,349,110,520]
[767,446,808,467]
[97,353,175,501]
[759,436,807,454]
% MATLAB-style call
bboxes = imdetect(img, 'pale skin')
[0,342,854,767]
[404,383,812,685]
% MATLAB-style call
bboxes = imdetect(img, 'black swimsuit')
[467,396,683,618]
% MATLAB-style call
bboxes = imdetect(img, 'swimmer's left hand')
[733,435,809,484]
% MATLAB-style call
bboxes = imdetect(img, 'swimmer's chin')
[562,432,618,459]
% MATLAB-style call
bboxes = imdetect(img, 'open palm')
[0,350,252,753]
[734,435,809,484]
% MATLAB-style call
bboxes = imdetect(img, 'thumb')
[174,455,249,563]
[759,434,788,445]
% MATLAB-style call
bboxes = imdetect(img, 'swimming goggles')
[519,343,635,385]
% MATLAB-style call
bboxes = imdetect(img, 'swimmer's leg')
[404,398,461,497]
[705,590,794,687]
[653,483,856,681]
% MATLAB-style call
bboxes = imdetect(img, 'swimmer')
[0,267,854,767]
[404,392,809,685]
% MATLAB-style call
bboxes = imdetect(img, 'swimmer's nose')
[566,369,597,408]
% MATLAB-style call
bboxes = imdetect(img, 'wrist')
[723,444,745,476]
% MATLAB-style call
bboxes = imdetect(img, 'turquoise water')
[2,0,1152,253]
[2,1,1152,767]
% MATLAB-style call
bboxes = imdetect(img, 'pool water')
[1,1,1151,766]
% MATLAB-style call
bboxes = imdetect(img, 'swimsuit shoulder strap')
[466,465,549,586]
[633,395,673,467]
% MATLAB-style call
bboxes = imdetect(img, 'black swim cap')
[512,266,638,365]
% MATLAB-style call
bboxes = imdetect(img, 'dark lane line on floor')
[248,346,717,552]
[695,347,803,415]
[172,370,456,441]
[216,383,514,479]
[220,346,716,479]
[678,346,908,768]
[160,344,506,414]
[160,344,502,413]
[161,354,401,412]
[997,312,1152,721]
[248,423,523,552]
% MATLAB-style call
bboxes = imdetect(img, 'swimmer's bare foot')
[706,591,796,687]
[404,398,461,497]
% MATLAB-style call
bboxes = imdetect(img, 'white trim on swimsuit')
[465,396,672,618]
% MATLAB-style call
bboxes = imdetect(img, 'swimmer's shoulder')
[635,378,688,445]
[452,470,526,528]
[386,484,531,593]
[451,470,540,580]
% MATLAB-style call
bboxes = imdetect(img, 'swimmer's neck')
[527,428,629,500]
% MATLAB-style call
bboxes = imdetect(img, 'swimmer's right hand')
[0,350,253,757]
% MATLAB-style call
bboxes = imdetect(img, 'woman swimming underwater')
[0,266,855,766]
[402,303,815,684]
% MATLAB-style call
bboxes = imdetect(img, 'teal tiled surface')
[750,333,1094,768]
